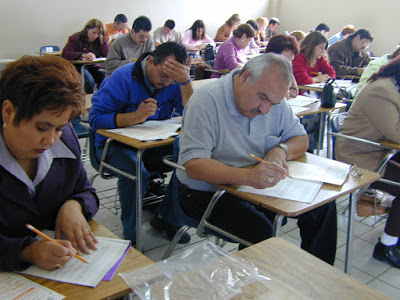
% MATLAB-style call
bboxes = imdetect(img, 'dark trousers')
[370,152,400,236]
[179,185,337,265]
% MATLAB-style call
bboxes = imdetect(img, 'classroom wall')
[0,0,271,58]
[1,0,398,59]
[275,0,400,56]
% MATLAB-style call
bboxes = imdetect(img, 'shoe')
[150,214,191,244]
[373,239,400,268]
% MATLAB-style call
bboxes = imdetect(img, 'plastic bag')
[120,241,270,300]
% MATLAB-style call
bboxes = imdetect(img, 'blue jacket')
[90,56,183,147]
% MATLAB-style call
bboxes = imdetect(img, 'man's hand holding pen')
[136,98,158,123]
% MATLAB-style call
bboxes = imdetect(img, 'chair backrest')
[40,45,60,53]
[89,128,100,171]
[300,113,323,151]
[71,116,89,139]
[330,112,348,160]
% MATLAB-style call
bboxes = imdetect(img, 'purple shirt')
[212,36,247,78]
[0,125,99,271]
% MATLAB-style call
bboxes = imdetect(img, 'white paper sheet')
[107,118,181,141]
[0,272,65,300]
[287,161,350,185]
[18,233,131,288]
[290,106,310,115]
[238,177,323,203]
[288,95,319,106]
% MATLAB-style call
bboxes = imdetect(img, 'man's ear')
[148,55,155,65]
[2,100,15,125]
[240,70,252,84]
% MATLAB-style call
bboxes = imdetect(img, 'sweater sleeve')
[214,25,228,42]
[105,40,130,75]
[292,54,313,85]
[182,30,197,49]
[318,58,336,78]
[62,34,82,60]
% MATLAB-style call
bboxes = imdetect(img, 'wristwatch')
[278,143,289,160]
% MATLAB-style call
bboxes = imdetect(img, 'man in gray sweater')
[105,16,155,75]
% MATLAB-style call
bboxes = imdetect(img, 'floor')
[82,145,400,299]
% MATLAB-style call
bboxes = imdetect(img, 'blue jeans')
[84,67,105,94]
[96,142,181,243]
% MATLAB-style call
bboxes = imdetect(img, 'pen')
[25,224,88,264]
[249,153,292,178]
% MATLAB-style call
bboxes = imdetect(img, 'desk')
[212,153,380,274]
[39,51,62,56]
[97,129,176,252]
[340,74,361,80]
[192,78,216,89]
[23,220,153,299]
[69,58,107,89]
[191,57,205,65]
[298,80,357,93]
[234,237,388,299]
[85,94,93,111]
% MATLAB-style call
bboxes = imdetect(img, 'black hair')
[151,42,188,65]
[315,23,330,32]
[133,16,152,33]
[164,19,176,30]
[114,14,128,24]
[349,29,374,41]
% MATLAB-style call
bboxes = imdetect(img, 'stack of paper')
[107,118,182,141]
[18,232,131,288]
[288,95,319,115]
[238,161,350,204]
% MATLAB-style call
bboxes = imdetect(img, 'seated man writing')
[90,42,193,245]
[176,53,337,265]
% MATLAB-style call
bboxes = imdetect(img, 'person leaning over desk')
[0,55,99,271]
[176,53,338,265]
[90,42,193,245]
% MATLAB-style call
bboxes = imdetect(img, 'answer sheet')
[0,272,65,299]
[107,118,181,141]
[18,234,131,288]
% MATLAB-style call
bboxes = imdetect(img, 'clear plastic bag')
[120,241,270,300]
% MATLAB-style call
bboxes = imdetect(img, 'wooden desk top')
[23,220,153,299]
[234,237,388,299]
[40,51,62,56]
[296,101,347,117]
[97,129,176,150]
[191,57,205,65]
[216,152,380,217]
[69,58,106,65]
[340,74,361,80]
[192,78,217,89]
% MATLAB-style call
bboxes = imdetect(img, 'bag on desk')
[320,78,337,108]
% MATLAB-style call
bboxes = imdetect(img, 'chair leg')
[90,171,100,185]
[162,225,191,260]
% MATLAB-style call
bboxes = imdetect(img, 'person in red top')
[292,31,335,88]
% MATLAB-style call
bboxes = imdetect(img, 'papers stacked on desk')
[238,161,350,203]
[288,95,319,114]
[18,232,131,288]
[107,118,182,141]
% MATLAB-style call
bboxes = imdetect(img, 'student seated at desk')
[292,31,336,90]
[176,54,337,265]
[328,29,373,77]
[0,56,99,271]
[265,17,280,42]
[264,34,300,98]
[62,19,109,94]
[182,20,215,58]
[90,42,193,245]
[214,13,241,43]
[105,13,130,44]
[254,17,268,47]
[335,57,400,268]
[212,24,255,78]
[153,19,182,47]
[328,24,356,47]
[105,16,155,76]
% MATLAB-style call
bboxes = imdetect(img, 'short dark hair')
[233,24,255,38]
[164,19,175,30]
[265,34,299,55]
[151,42,189,66]
[114,14,128,24]
[0,56,84,125]
[269,17,280,25]
[315,23,329,32]
[133,16,152,33]
[246,19,259,31]
[349,29,373,42]
[389,46,400,59]
[189,20,206,40]
[301,31,329,65]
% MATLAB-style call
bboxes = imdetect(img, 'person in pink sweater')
[292,31,335,88]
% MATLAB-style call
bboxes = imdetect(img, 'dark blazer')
[0,124,99,271]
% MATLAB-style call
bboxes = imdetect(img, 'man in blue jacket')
[90,42,193,245]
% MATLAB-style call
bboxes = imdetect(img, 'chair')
[39,45,60,55]
[329,112,400,221]
[72,115,90,162]
[300,113,325,152]
[161,136,251,259]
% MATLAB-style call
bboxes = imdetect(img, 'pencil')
[249,153,293,178]
[25,224,88,264]
[311,71,322,75]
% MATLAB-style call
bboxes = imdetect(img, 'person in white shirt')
[153,19,182,47]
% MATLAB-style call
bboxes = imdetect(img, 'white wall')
[0,0,271,58]
[276,0,400,56]
[2,0,398,59]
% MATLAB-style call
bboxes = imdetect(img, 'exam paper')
[290,106,310,115]
[0,272,65,300]
[288,95,319,106]
[107,118,181,141]
[287,161,350,185]
[238,177,323,203]
[18,234,131,288]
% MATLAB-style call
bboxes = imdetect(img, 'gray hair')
[239,53,293,86]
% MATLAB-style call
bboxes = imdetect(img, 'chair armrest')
[380,140,400,150]
[329,132,382,147]
[162,156,186,171]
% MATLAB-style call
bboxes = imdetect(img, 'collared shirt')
[177,69,306,191]
[153,27,182,44]
[0,132,75,197]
